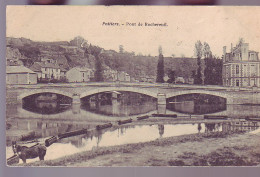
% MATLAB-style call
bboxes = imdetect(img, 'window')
[83,73,85,77]
[251,65,257,76]
[236,65,239,74]
[236,80,239,87]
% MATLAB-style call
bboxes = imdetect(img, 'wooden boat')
[151,114,177,118]
[96,123,113,130]
[45,136,58,147]
[245,117,260,121]
[137,115,149,120]
[118,119,132,125]
[7,154,19,165]
[204,115,228,120]
[58,129,88,139]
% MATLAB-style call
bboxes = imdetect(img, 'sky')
[6,6,260,58]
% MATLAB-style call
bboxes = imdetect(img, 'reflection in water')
[6,120,260,164]
[167,93,227,115]
[22,93,72,115]
[198,123,202,133]
[16,92,260,118]
[158,124,164,137]
[81,91,157,117]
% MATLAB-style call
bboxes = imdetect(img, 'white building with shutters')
[222,41,260,87]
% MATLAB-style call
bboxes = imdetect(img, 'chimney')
[231,43,233,53]
[223,46,227,62]
[223,46,227,55]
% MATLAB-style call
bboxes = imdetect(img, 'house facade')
[103,68,131,82]
[222,41,260,87]
[6,66,37,84]
[30,62,62,80]
[66,67,94,82]
[117,71,131,82]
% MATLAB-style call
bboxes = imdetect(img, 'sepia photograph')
[5,6,260,167]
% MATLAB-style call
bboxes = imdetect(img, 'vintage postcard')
[5,6,260,167]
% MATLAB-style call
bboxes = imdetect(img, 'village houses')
[30,62,62,80]
[103,67,131,82]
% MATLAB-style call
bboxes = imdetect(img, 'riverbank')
[16,130,260,167]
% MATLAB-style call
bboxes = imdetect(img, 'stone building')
[66,67,94,82]
[222,41,260,87]
[30,62,61,80]
[6,66,37,84]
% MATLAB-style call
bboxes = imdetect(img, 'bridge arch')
[17,89,74,101]
[166,90,230,100]
[80,86,158,99]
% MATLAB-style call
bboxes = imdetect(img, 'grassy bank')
[14,130,260,167]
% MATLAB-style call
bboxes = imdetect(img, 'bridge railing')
[6,81,260,92]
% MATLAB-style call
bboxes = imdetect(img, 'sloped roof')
[29,62,42,72]
[30,62,60,72]
[39,62,60,69]
[73,67,93,72]
[249,50,259,53]
[6,66,36,74]
[60,66,68,72]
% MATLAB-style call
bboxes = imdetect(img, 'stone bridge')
[6,82,260,105]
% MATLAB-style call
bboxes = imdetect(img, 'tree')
[17,44,40,65]
[70,36,88,48]
[94,55,104,82]
[194,41,203,84]
[167,70,175,83]
[86,44,104,82]
[203,42,212,59]
[203,42,213,85]
[156,46,164,83]
[204,55,223,85]
[119,45,124,53]
[192,70,196,79]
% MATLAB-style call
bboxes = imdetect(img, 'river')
[6,91,260,163]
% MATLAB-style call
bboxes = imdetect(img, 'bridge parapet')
[9,83,260,105]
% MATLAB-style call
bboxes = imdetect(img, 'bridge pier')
[157,104,166,114]
[157,93,166,105]
[72,94,81,104]
[17,98,23,104]
[226,97,233,105]
[72,103,81,114]
[157,93,166,114]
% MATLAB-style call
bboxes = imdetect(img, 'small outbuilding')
[6,66,37,84]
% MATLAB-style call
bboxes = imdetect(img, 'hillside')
[6,36,205,81]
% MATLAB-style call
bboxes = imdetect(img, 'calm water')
[6,121,260,164]
[6,91,260,163]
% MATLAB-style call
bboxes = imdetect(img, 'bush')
[168,159,186,166]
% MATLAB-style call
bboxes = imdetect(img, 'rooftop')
[73,66,93,72]
[6,66,36,74]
